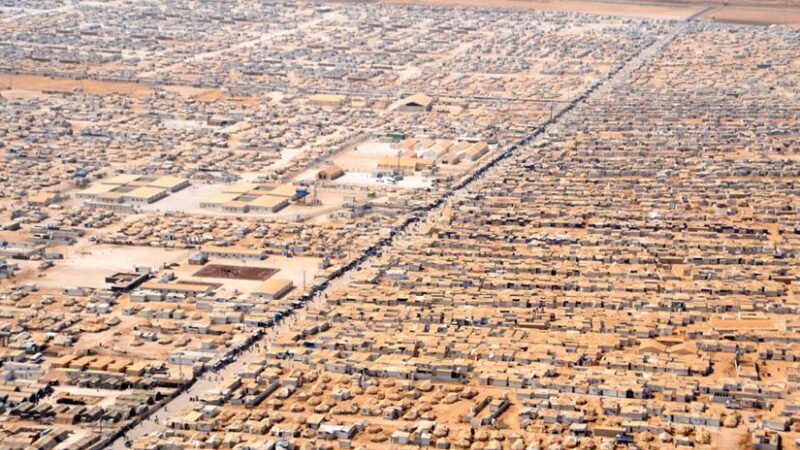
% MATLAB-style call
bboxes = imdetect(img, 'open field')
[0,73,220,97]
[0,73,156,95]
[25,245,189,289]
[639,0,800,7]
[702,6,800,24]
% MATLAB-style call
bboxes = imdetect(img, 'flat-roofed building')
[101,174,141,186]
[77,174,189,206]
[268,184,304,201]
[200,192,240,209]
[27,192,61,206]
[465,142,489,161]
[318,165,345,181]
[147,175,190,192]
[76,183,117,200]
[201,183,301,213]
[0,241,46,260]
[221,200,251,213]
[253,278,294,300]
[123,186,168,204]
[222,182,259,194]
[249,195,289,213]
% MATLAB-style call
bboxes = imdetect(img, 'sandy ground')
[375,0,704,19]
[702,6,800,24]
[0,73,221,97]
[140,183,225,214]
[645,0,800,7]
[22,245,190,289]
[0,73,155,96]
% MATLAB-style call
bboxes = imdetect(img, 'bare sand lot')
[703,7,800,24]
[645,0,800,7]
[29,245,190,289]
[0,73,155,95]
[0,73,221,97]
[377,0,704,19]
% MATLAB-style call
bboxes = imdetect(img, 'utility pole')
[313,181,318,205]
[396,149,401,179]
